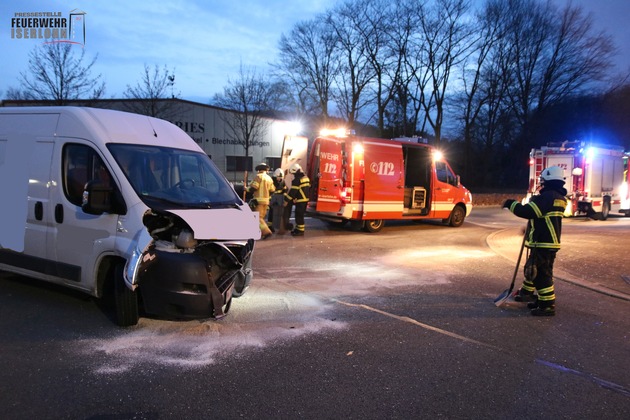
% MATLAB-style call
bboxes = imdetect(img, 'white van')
[0,107,260,326]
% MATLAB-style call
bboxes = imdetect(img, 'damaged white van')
[0,107,260,326]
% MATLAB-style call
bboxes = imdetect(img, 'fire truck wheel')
[364,219,384,233]
[446,205,466,227]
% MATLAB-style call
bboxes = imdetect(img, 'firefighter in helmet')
[285,163,310,236]
[502,166,568,316]
[249,163,275,239]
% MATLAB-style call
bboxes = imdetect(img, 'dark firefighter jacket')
[272,177,287,196]
[506,182,567,250]
[285,172,311,204]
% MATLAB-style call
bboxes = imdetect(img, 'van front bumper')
[138,247,251,320]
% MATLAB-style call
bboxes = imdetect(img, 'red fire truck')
[527,141,630,219]
[306,130,473,232]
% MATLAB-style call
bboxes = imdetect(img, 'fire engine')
[305,130,473,232]
[527,141,630,219]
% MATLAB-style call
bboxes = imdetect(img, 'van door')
[23,140,55,261]
[281,135,308,175]
[315,139,344,213]
[362,141,404,218]
[1,113,58,254]
[432,160,459,218]
[48,140,120,288]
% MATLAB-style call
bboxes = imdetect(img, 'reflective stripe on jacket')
[508,190,567,249]
[249,171,275,204]
[286,173,310,203]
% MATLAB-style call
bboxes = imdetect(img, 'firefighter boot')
[530,304,555,316]
[514,288,537,303]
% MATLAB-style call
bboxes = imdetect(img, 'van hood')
[167,207,261,241]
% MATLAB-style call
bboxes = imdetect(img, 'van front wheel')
[114,262,139,327]
[447,206,466,227]
[364,219,384,233]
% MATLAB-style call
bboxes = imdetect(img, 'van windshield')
[108,144,241,208]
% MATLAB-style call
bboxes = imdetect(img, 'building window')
[226,156,253,172]
[266,157,281,171]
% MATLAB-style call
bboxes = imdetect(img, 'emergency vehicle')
[527,141,630,219]
[0,107,260,326]
[306,130,473,232]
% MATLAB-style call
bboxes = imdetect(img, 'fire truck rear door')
[315,139,344,213]
[363,141,404,218]
[546,156,573,176]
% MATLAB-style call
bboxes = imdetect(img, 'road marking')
[536,359,630,397]
[268,270,630,398]
[335,300,501,351]
[337,299,630,399]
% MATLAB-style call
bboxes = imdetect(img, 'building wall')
[164,100,294,183]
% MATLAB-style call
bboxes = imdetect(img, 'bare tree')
[388,0,432,138]
[489,0,616,185]
[454,0,506,182]
[380,0,415,137]
[500,0,614,135]
[328,1,377,126]
[276,17,339,119]
[212,64,275,186]
[537,4,615,109]
[123,64,181,119]
[7,42,105,104]
[358,0,409,136]
[415,0,476,144]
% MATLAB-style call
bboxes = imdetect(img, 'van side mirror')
[82,180,113,215]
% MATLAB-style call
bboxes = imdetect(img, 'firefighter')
[249,163,275,239]
[502,166,568,316]
[269,168,287,233]
[285,163,310,236]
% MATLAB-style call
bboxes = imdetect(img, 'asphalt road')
[0,207,629,419]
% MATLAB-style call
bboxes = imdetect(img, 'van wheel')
[447,206,466,227]
[114,262,139,327]
[364,219,384,233]
[601,200,610,221]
